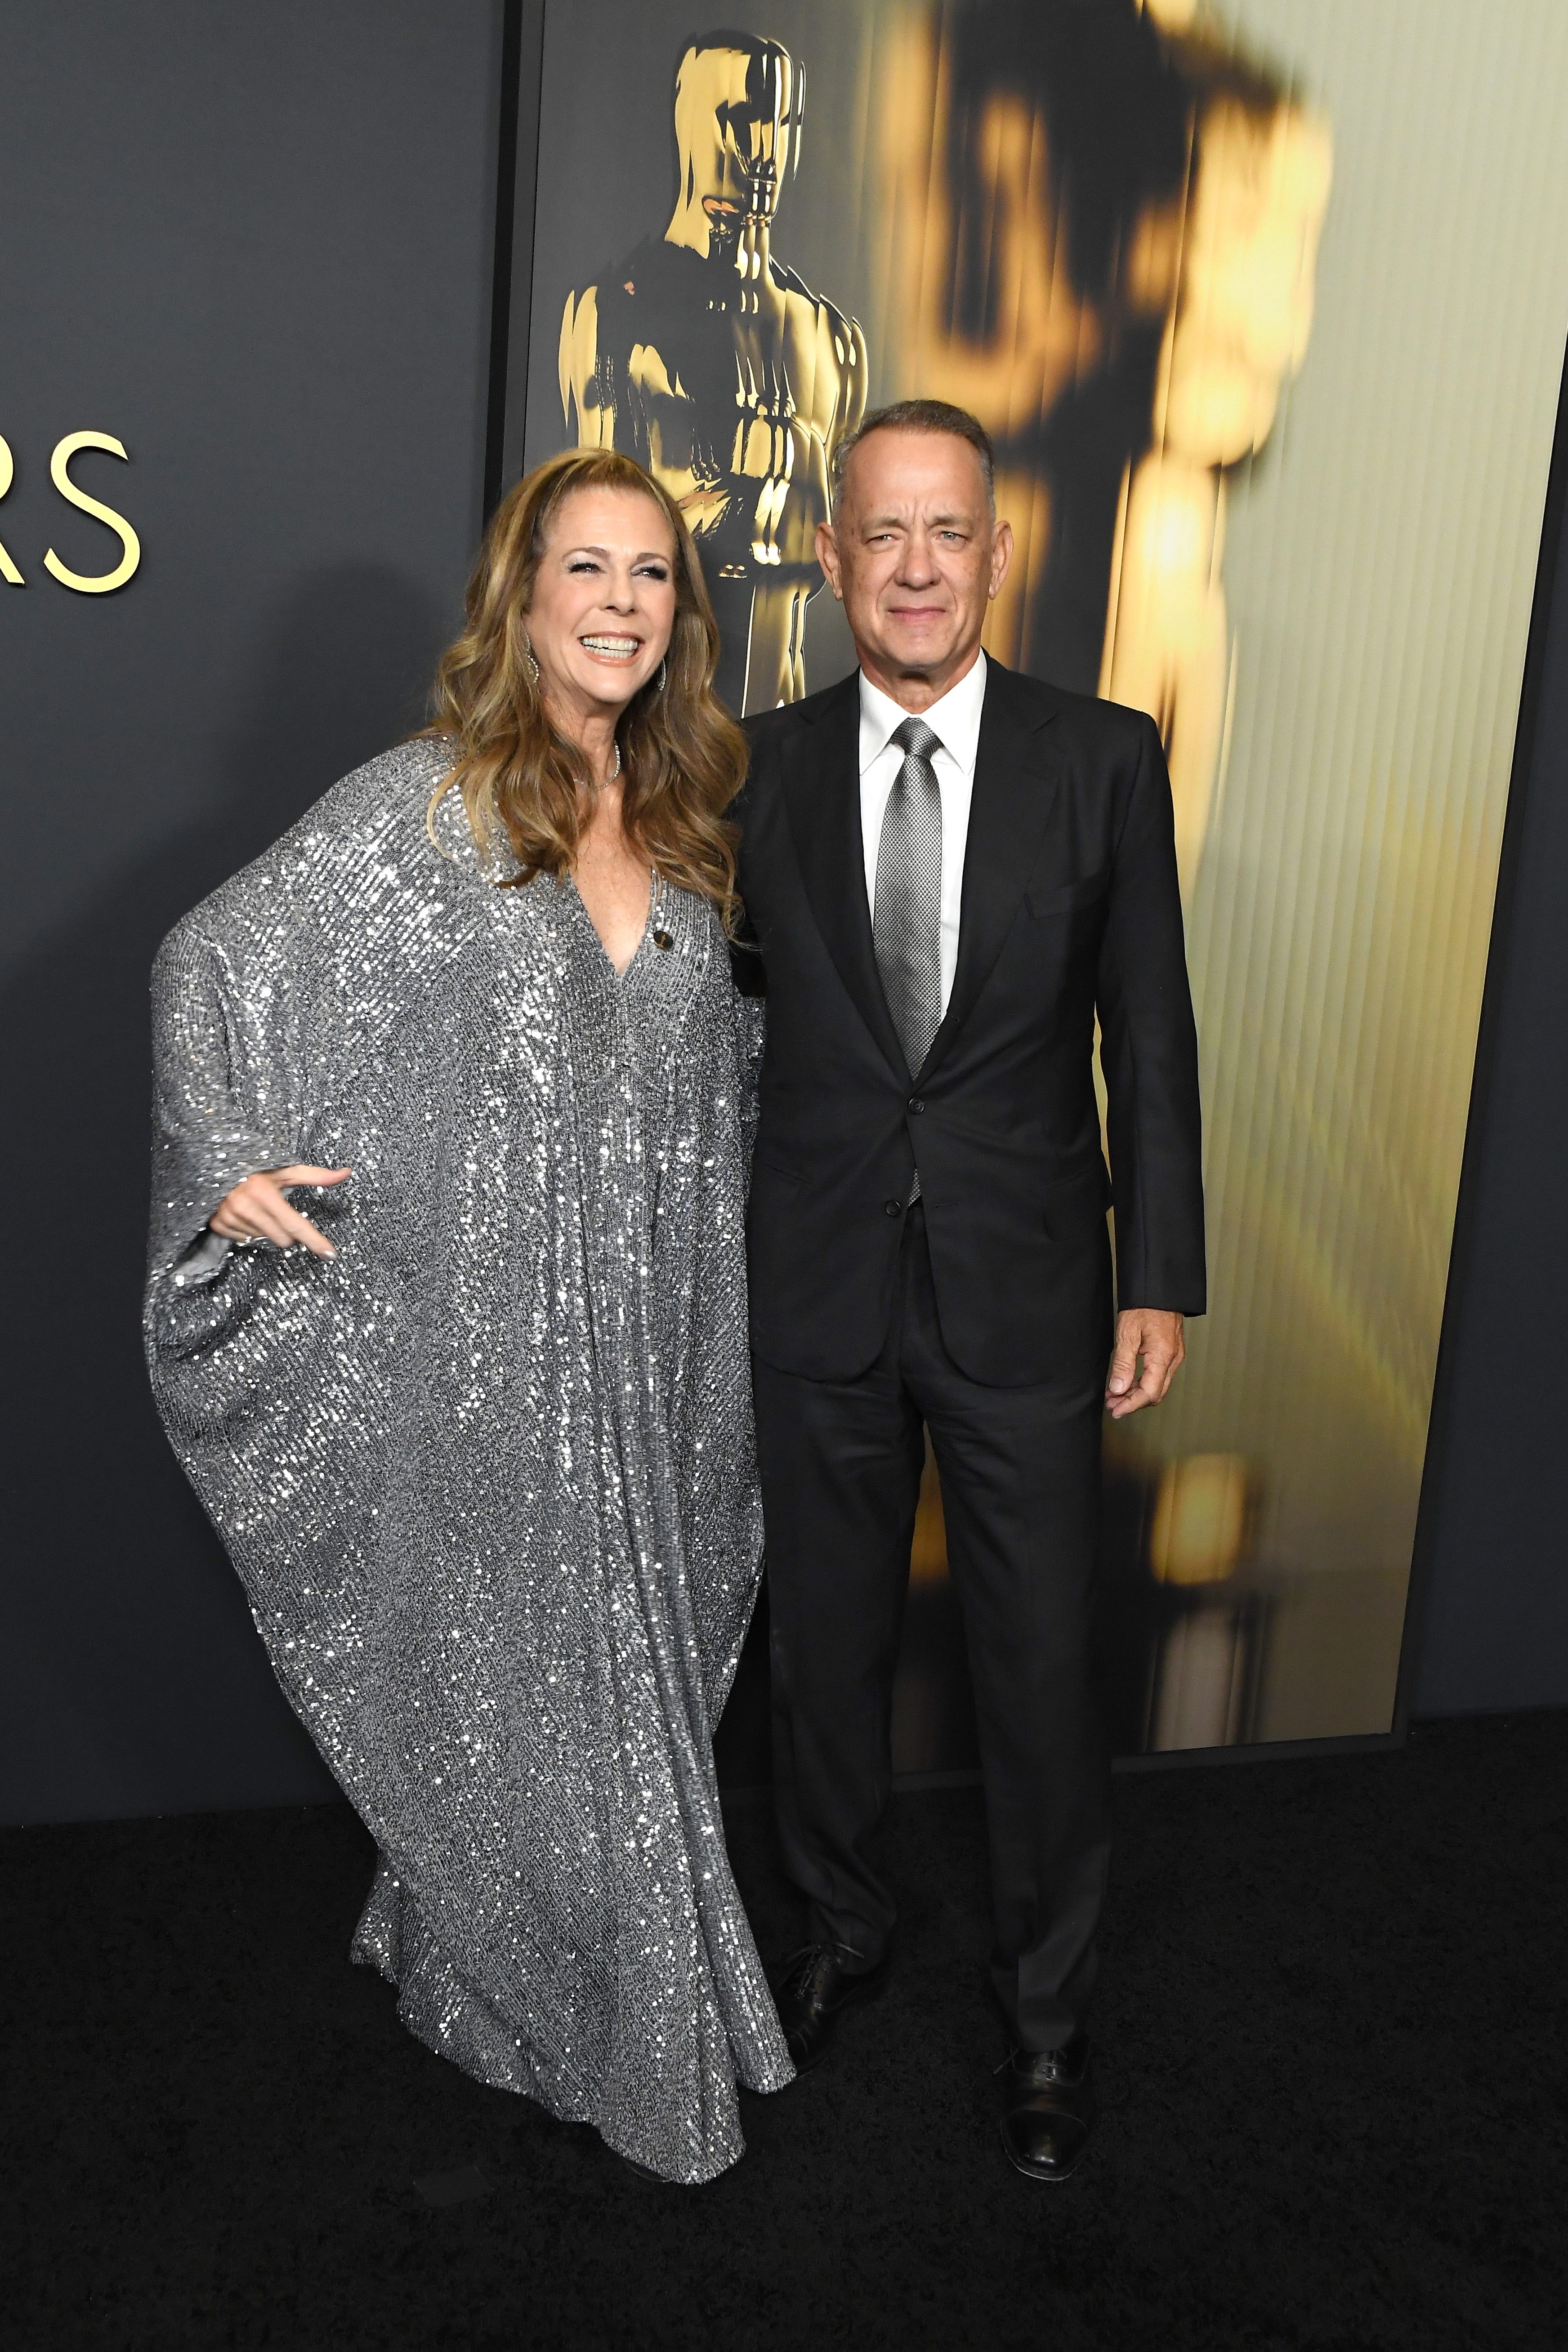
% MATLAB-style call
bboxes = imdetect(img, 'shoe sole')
[788,2037,833,2076]
[999,2120,1087,2183]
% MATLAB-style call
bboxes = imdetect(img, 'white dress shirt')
[858,651,987,1013]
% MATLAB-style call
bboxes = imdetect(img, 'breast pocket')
[1027,866,1110,922]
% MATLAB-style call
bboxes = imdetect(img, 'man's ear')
[816,518,844,601]
[988,517,1014,602]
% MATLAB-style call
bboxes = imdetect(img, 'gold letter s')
[44,432,141,593]
[0,437,24,584]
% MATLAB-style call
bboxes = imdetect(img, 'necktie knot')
[890,714,942,764]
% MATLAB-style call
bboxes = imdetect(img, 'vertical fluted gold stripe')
[1125,0,1568,1734]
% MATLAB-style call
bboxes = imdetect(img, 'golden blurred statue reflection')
[880,0,1331,895]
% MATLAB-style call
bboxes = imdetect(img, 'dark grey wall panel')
[0,2,502,1822]
[1412,403,1568,1718]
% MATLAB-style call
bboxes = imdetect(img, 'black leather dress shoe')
[773,1944,888,2074]
[1000,2034,1094,2181]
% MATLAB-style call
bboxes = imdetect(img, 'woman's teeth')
[581,636,640,660]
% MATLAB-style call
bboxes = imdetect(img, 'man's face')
[817,431,1011,697]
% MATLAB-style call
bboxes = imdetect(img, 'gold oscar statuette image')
[560,32,866,715]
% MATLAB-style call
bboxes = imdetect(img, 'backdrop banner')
[508,0,1568,1765]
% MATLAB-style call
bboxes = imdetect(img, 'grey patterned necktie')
[873,714,945,1098]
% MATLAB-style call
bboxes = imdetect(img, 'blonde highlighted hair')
[425,449,748,924]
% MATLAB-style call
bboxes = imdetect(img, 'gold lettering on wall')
[0,436,24,585]
[42,431,141,594]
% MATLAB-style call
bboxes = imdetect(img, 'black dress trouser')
[753,1201,1110,2054]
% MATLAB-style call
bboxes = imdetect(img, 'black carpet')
[5,1714,1565,2351]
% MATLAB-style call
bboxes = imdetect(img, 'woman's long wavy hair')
[425,448,748,925]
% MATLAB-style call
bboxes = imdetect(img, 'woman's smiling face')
[525,484,679,723]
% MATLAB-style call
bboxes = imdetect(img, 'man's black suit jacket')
[734,660,1205,1390]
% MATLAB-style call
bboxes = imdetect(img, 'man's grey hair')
[830,398,996,515]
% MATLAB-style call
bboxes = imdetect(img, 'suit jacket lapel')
[783,672,909,1076]
[919,662,1061,1081]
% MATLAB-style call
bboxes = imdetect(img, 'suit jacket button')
[907,1097,924,1114]
[883,1198,903,1217]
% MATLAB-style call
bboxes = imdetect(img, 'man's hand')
[1105,1308,1185,1419]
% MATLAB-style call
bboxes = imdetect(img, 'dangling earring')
[522,631,541,687]
[655,656,667,694]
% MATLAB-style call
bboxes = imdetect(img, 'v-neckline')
[569,868,657,983]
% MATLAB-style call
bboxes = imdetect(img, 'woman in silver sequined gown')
[144,452,792,2183]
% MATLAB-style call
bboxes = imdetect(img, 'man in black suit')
[734,399,1205,2181]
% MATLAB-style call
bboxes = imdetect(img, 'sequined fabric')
[145,741,792,2183]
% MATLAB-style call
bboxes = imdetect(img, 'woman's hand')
[209,1165,351,1258]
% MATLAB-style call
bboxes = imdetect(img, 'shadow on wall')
[0,565,452,1825]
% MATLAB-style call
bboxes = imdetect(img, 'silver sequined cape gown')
[144,739,792,2183]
